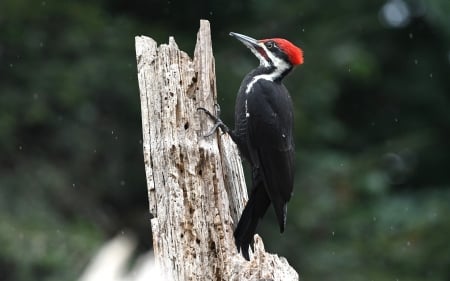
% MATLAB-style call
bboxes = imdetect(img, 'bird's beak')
[230,32,270,66]
[229,32,260,50]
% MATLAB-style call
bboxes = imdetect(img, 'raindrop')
[348,67,351,73]
[209,11,213,16]
[302,28,305,32]
[39,42,44,48]
[429,73,433,78]
[394,117,399,123]
[111,130,115,135]
[408,32,413,39]
[120,180,126,186]
[406,241,411,246]
[9,63,13,68]
[332,231,335,236]
[33,93,39,100]
[373,216,377,222]
[41,1,46,6]
[414,59,418,65]
[18,145,23,150]
[72,183,76,188]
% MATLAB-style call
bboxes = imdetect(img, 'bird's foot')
[197,104,230,137]
[235,241,252,261]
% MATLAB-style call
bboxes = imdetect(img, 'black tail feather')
[233,185,270,260]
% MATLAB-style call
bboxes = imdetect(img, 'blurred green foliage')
[0,0,449,280]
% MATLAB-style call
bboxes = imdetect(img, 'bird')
[198,32,303,260]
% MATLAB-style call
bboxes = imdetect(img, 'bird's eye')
[266,41,274,49]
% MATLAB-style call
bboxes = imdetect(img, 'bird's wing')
[246,79,295,231]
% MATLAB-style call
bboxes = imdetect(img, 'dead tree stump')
[135,19,299,281]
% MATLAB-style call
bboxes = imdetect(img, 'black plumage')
[198,32,303,260]
[231,69,295,260]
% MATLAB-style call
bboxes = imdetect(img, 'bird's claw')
[197,106,219,123]
[197,104,229,137]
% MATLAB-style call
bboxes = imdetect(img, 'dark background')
[1,0,449,280]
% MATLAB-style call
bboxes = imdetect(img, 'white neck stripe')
[245,43,291,94]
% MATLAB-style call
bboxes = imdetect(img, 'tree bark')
[135,20,299,281]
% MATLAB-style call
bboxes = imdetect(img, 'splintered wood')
[135,19,298,281]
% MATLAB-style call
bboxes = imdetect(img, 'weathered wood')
[135,19,298,281]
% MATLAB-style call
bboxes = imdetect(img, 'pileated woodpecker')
[198,32,303,260]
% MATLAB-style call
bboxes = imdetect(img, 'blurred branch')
[78,234,163,281]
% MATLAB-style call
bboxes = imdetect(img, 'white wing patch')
[245,99,250,118]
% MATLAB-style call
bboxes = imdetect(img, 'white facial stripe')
[249,45,270,68]
[264,44,291,73]
[245,43,291,94]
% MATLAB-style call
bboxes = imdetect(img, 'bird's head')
[230,32,303,72]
